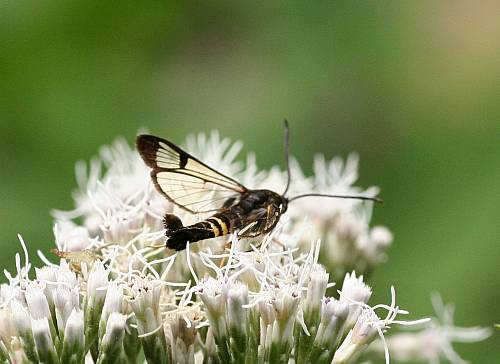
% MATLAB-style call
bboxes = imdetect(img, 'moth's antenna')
[288,193,383,203]
[282,119,292,196]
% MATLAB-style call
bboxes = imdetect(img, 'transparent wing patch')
[137,135,247,213]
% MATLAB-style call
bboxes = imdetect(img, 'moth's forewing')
[136,135,246,213]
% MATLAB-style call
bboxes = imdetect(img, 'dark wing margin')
[136,134,247,214]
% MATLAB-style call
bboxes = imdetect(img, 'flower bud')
[32,317,59,364]
[304,265,329,326]
[61,309,85,364]
[25,282,51,320]
[96,312,127,364]
[339,271,372,330]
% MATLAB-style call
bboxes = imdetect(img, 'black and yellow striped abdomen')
[164,189,287,251]
[165,214,234,250]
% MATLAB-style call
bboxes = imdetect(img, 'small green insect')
[50,248,101,272]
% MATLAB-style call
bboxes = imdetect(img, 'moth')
[136,122,381,251]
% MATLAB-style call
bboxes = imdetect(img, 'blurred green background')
[1,1,499,362]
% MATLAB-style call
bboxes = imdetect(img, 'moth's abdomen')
[207,216,231,236]
[166,227,210,250]
[165,217,232,250]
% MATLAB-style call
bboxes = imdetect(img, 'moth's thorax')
[237,189,288,212]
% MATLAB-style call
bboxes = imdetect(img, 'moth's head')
[279,195,289,214]
[264,190,288,214]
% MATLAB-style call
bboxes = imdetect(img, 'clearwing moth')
[136,121,381,251]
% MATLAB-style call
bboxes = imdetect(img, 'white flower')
[25,281,52,320]
[0,307,16,350]
[0,283,24,306]
[127,275,169,364]
[260,283,301,361]
[340,271,372,303]
[52,138,151,234]
[103,312,127,340]
[278,152,390,279]
[304,264,330,324]
[127,278,163,336]
[197,276,255,363]
[101,212,142,245]
[86,260,109,308]
[61,309,85,363]
[10,299,40,364]
[340,271,372,330]
[84,260,110,354]
[370,293,493,364]
[335,286,431,364]
[35,263,78,316]
[197,277,229,339]
[308,298,349,363]
[64,309,85,347]
[97,312,127,364]
[31,317,58,363]
[226,282,249,328]
[166,310,199,364]
[11,300,31,334]
[100,281,124,332]
[54,285,80,339]
[54,221,91,252]
[356,225,393,269]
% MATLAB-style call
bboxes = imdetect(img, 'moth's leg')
[239,236,283,253]
[147,243,168,250]
[218,239,234,268]
[272,236,285,249]
[163,213,184,235]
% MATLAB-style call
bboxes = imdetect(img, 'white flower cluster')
[0,132,490,364]
[284,154,393,279]
[368,293,493,364]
